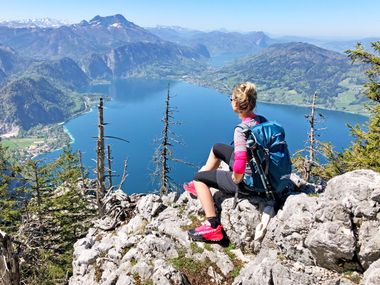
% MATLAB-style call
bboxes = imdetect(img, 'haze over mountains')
[0,14,373,134]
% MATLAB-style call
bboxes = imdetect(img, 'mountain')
[81,41,209,79]
[0,14,162,59]
[0,18,71,28]
[147,26,276,57]
[207,42,367,112]
[0,77,84,132]
[26,57,89,90]
[273,35,380,53]
[0,44,26,84]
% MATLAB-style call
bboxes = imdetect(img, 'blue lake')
[40,79,367,194]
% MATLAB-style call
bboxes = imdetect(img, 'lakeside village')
[0,123,73,161]
[0,94,102,161]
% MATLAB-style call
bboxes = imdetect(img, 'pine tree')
[19,146,96,284]
[0,144,24,234]
[325,42,380,174]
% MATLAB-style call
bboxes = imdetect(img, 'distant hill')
[26,57,89,90]
[147,26,277,57]
[207,42,367,113]
[0,77,84,132]
[273,35,380,53]
[0,44,27,84]
[81,41,209,79]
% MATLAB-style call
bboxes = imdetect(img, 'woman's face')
[230,95,239,113]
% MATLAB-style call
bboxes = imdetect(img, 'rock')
[232,249,277,285]
[362,258,380,285]
[123,214,148,235]
[115,273,135,285]
[149,206,191,247]
[358,220,380,269]
[207,266,224,284]
[152,259,190,285]
[219,194,266,252]
[371,187,380,203]
[305,221,356,272]
[265,194,317,265]
[136,194,166,221]
[324,170,380,219]
[201,244,234,276]
[70,170,380,285]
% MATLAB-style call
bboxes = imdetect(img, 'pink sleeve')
[233,151,247,174]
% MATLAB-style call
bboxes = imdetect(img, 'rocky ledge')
[69,170,380,285]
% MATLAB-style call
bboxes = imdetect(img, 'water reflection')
[89,78,177,103]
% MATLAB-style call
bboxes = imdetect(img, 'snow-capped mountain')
[0,18,71,28]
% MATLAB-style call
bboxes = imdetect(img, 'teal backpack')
[236,116,292,202]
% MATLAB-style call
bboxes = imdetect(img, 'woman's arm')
[232,127,248,184]
[232,172,244,184]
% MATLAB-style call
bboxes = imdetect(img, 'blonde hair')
[232,82,257,114]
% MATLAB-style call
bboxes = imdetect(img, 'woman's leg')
[194,181,217,217]
[188,169,239,242]
[202,143,234,171]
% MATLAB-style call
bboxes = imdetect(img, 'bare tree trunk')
[96,97,106,216]
[78,150,87,189]
[160,86,170,196]
[305,92,317,182]
[107,144,113,189]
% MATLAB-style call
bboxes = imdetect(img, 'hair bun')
[232,82,257,114]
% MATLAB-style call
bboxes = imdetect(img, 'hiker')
[184,82,266,242]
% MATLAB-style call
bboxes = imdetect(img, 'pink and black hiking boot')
[183,181,197,198]
[188,221,224,242]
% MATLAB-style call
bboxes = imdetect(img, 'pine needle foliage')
[19,145,96,284]
[325,42,380,175]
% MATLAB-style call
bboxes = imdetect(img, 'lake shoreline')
[10,77,368,161]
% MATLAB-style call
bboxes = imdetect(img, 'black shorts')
[194,143,248,194]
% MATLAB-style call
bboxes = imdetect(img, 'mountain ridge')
[203,42,367,113]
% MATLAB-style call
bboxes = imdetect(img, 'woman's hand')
[231,172,244,184]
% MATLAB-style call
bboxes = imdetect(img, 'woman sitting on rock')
[184,82,266,242]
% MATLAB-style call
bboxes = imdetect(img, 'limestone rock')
[358,220,380,270]
[152,259,190,285]
[323,169,380,219]
[305,221,356,272]
[265,193,317,265]
[362,258,380,285]
[136,194,166,221]
[70,170,380,285]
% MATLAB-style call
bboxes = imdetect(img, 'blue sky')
[0,0,379,38]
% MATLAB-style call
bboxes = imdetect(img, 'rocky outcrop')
[70,170,380,285]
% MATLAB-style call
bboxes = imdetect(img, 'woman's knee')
[212,143,224,156]
[193,171,204,182]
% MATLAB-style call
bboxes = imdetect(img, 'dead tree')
[153,84,194,196]
[94,97,129,216]
[296,91,326,182]
[107,144,113,188]
[96,97,106,216]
